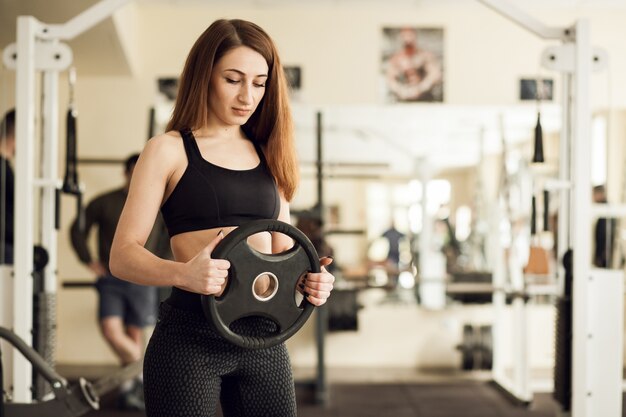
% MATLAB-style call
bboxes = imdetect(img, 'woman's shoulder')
[145,131,183,151]
[141,131,185,163]
[150,130,182,144]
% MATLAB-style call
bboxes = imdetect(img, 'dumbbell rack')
[457,324,493,371]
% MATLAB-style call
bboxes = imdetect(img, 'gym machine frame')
[1,325,143,417]
[1,0,132,404]
[477,1,624,416]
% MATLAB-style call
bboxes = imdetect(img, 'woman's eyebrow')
[224,68,268,78]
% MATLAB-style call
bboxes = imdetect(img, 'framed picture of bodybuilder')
[381,27,444,103]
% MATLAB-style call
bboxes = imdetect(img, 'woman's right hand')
[182,231,231,295]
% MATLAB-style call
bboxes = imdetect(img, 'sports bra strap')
[251,140,268,165]
[181,128,267,166]
[179,128,203,164]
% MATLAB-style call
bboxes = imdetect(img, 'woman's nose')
[238,84,253,104]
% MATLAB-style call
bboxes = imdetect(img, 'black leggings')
[143,302,297,417]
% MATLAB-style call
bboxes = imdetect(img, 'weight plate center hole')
[252,272,279,301]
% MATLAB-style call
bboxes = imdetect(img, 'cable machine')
[476,1,623,416]
[1,0,133,403]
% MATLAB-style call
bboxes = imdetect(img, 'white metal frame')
[1,0,131,402]
[477,1,623,416]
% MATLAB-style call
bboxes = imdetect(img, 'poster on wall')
[519,78,554,101]
[284,66,302,91]
[381,27,444,103]
[284,65,303,101]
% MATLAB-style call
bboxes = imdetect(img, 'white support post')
[490,204,506,384]
[13,15,40,402]
[570,19,592,417]
[557,72,572,296]
[417,159,446,310]
[418,159,433,305]
[490,207,532,402]
[41,70,59,295]
[586,268,624,417]
[511,296,531,402]
[569,19,599,417]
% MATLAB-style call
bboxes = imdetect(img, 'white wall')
[134,2,626,108]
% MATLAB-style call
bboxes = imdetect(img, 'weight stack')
[32,291,57,400]
[553,249,573,411]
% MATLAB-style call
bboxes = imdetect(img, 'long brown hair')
[166,19,299,201]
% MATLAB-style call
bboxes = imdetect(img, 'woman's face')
[208,46,269,127]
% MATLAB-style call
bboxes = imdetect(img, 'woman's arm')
[272,191,294,253]
[109,135,229,294]
[109,135,184,286]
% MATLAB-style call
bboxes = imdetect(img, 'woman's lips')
[233,108,251,116]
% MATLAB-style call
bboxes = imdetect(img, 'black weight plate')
[201,219,320,349]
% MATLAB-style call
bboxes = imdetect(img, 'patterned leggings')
[143,302,297,417]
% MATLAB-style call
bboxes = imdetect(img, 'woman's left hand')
[301,257,335,306]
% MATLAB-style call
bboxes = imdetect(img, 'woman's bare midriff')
[162,135,274,296]
[171,227,272,296]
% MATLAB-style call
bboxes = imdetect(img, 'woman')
[110,19,335,417]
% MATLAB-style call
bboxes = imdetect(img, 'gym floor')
[83,381,588,417]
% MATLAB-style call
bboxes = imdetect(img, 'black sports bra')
[160,129,280,238]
